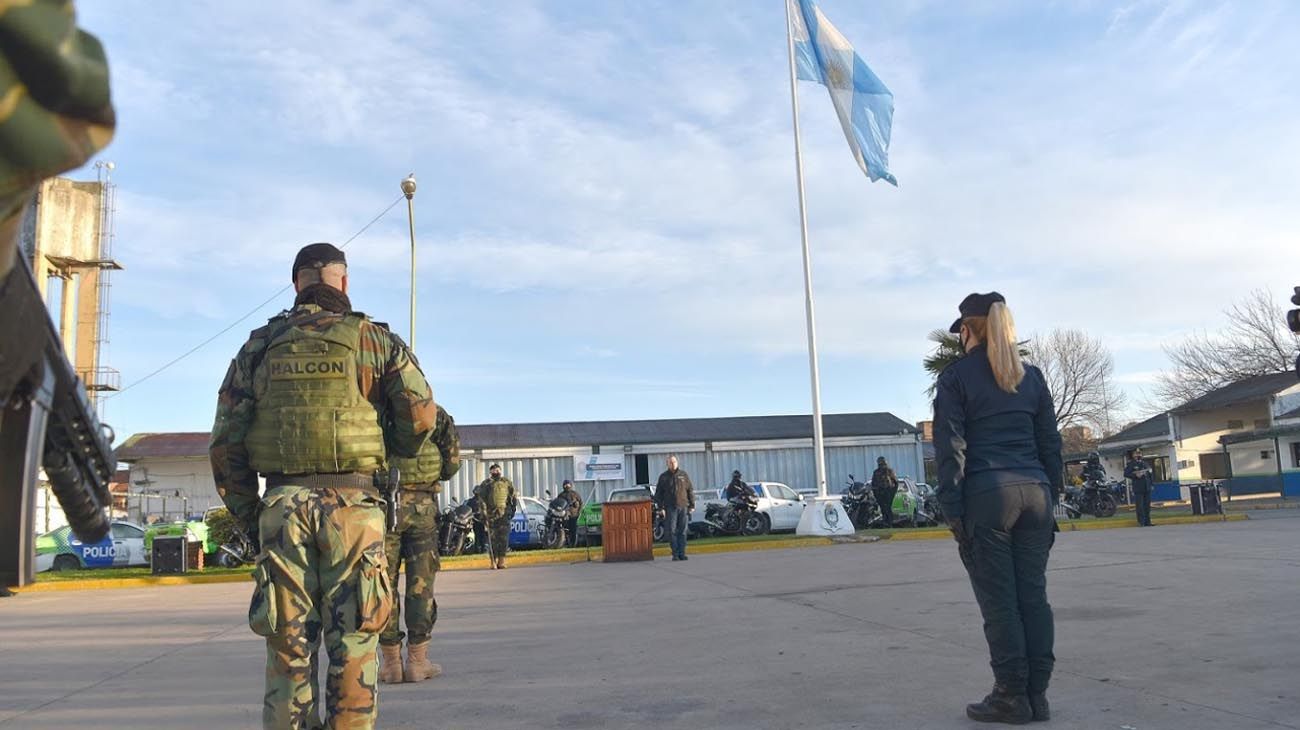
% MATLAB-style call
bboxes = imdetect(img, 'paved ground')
[1,513,1297,729]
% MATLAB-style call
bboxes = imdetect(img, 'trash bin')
[602,499,654,562]
[152,535,187,575]
[1190,483,1222,516]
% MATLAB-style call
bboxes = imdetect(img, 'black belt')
[265,473,376,490]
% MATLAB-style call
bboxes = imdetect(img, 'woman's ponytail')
[985,302,1025,393]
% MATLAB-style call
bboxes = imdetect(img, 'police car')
[508,496,547,549]
[35,521,150,571]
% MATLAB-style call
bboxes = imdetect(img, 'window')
[1199,453,1230,480]
[1292,443,1300,468]
[773,484,798,500]
[1145,456,1170,482]
[751,485,767,498]
[1178,459,1196,470]
[1227,420,1244,430]
[111,523,143,539]
[1261,450,1274,461]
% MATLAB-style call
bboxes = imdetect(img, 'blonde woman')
[933,292,1063,724]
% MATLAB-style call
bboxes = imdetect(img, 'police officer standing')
[560,479,582,547]
[871,456,899,528]
[475,464,517,569]
[210,243,438,730]
[933,292,1062,724]
[1125,448,1155,527]
[378,404,461,685]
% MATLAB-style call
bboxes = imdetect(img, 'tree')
[1153,289,1300,407]
[921,327,1124,437]
[1024,329,1126,436]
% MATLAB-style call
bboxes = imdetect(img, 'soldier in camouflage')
[474,464,516,569]
[210,242,438,730]
[378,404,460,685]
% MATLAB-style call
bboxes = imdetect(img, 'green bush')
[205,507,239,548]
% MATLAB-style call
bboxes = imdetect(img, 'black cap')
[949,291,1007,333]
[732,470,742,477]
[877,456,886,463]
[292,242,347,282]
[489,463,501,470]
[562,479,573,487]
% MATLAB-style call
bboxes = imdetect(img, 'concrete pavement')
[1,514,1297,729]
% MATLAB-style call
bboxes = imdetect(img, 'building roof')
[1277,405,1300,422]
[457,412,917,449]
[1172,372,1299,414]
[1099,413,1170,447]
[115,412,918,461]
[115,432,211,461]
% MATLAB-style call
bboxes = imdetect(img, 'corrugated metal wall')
[437,441,924,505]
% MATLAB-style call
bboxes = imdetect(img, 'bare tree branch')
[1024,329,1126,435]
[1153,289,1300,407]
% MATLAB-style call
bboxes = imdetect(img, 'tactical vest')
[392,440,442,493]
[483,478,511,518]
[245,313,386,475]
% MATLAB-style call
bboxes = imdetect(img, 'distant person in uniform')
[560,479,583,548]
[1125,448,1155,527]
[871,456,900,527]
[933,292,1062,724]
[210,242,438,729]
[1081,451,1107,485]
[475,464,516,569]
[654,455,695,561]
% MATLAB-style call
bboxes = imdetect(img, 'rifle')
[383,466,401,533]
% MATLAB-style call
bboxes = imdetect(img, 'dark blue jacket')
[932,345,1064,519]
[1124,458,1154,491]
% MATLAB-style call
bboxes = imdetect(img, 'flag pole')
[784,0,829,499]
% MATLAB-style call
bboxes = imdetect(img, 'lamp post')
[400,174,417,350]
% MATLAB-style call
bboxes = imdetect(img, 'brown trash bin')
[602,498,654,562]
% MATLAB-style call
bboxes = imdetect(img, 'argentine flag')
[789,0,897,185]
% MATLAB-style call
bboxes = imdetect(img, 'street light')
[401,174,417,350]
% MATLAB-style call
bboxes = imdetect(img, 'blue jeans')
[665,506,690,558]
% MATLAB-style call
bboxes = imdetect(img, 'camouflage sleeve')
[360,322,437,459]
[434,405,461,481]
[209,346,262,534]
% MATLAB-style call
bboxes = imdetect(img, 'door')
[111,523,146,566]
[767,484,799,530]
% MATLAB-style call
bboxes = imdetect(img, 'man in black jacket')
[1124,449,1155,527]
[654,456,695,561]
[871,457,900,527]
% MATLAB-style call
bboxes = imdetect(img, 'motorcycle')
[215,528,256,568]
[1063,480,1118,519]
[703,493,763,536]
[542,492,573,549]
[841,475,883,529]
[438,496,481,556]
[914,484,942,527]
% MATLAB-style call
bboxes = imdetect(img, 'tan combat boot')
[379,643,405,684]
[404,640,443,682]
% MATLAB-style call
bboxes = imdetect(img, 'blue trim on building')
[1283,472,1300,498]
[1152,481,1180,502]
[1225,473,1284,497]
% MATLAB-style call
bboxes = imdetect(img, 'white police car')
[508,496,547,549]
[35,521,150,571]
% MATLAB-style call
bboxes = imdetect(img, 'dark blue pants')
[1134,487,1152,526]
[960,483,1056,695]
[665,506,689,558]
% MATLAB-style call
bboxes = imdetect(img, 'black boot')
[1028,693,1049,722]
[966,684,1033,725]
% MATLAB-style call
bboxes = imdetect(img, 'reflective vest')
[245,313,386,475]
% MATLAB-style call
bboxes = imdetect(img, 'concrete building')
[115,412,923,513]
[1097,372,1300,500]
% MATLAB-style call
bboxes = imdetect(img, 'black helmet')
[732,470,742,478]
[877,456,887,464]
[562,479,573,488]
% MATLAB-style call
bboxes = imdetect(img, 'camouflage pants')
[380,491,440,646]
[251,486,393,730]
[485,515,511,560]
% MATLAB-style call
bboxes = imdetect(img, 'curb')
[14,513,1250,593]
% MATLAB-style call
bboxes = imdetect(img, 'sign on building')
[575,454,625,481]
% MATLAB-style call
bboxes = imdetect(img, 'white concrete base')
[795,497,856,536]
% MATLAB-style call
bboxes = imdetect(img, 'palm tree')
[922,329,964,397]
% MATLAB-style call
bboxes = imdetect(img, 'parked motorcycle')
[703,493,764,536]
[1063,480,1118,518]
[439,496,480,556]
[542,491,573,549]
[914,483,943,527]
[215,528,256,568]
[841,475,883,529]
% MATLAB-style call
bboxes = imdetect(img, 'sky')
[69,0,1300,443]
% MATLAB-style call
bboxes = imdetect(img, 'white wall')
[1174,403,1272,481]
[124,458,221,522]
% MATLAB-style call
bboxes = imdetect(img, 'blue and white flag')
[789,0,897,185]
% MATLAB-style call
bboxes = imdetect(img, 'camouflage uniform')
[211,301,437,730]
[474,474,516,567]
[381,406,460,649]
